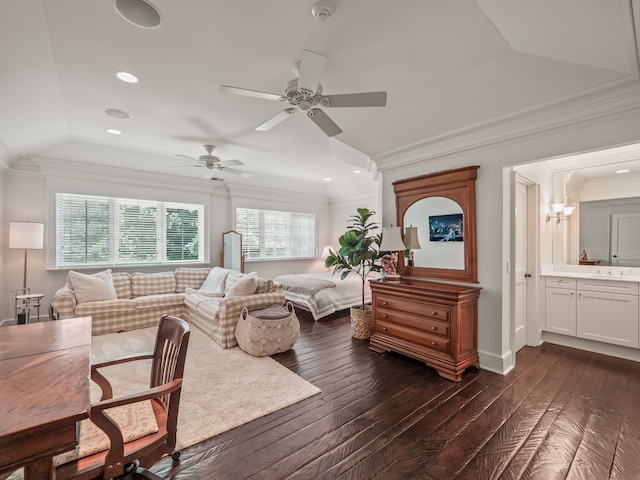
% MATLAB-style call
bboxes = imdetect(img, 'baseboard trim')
[542,331,640,363]
[478,348,515,376]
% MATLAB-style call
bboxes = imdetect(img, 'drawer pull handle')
[431,341,437,346]
[382,314,387,318]
[383,327,388,332]
[382,301,387,305]
[431,326,437,331]
[432,311,437,315]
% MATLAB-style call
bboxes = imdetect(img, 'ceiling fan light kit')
[169,144,251,178]
[220,49,387,137]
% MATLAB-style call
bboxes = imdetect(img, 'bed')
[273,271,379,320]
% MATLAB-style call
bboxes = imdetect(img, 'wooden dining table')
[0,317,92,480]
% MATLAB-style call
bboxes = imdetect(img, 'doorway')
[514,175,539,351]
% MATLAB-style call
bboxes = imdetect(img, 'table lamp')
[321,245,335,271]
[404,225,421,266]
[9,221,44,290]
[379,226,406,282]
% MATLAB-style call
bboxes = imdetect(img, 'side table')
[12,290,45,324]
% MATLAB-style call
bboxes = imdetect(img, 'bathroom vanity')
[543,267,640,350]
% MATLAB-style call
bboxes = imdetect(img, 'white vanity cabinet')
[576,279,639,348]
[545,277,577,336]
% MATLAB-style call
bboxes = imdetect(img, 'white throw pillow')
[68,269,118,304]
[225,273,258,298]
[197,267,229,296]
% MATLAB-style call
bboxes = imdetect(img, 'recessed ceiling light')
[104,108,131,119]
[106,128,122,135]
[324,177,332,181]
[616,169,630,174]
[116,71,138,83]
[353,169,362,174]
[114,0,162,29]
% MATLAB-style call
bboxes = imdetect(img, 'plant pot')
[350,305,373,339]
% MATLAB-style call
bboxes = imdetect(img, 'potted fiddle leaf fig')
[325,207,383,339]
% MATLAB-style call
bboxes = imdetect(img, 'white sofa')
[50,267,285,348]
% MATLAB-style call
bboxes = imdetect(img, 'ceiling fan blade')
[255,108,296,131]
[323,92,387,108]
[219,166,251,178]
[307,109,342,137]
[174,154,199,162]
[297,50,327,94]
[219,85,282,102]
[219,159,243,167]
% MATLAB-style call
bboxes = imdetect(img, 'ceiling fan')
[220,49,387,137]
[170,144,251,178]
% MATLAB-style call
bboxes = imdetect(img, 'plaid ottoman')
[236,302,300,356]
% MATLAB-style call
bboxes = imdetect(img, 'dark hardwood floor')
[150,310,640,480]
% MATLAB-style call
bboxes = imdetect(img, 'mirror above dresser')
[394,166,479,283]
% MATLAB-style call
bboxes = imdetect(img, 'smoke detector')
[311,1,335,22]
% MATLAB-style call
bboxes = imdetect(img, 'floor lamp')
[9,221,44,291]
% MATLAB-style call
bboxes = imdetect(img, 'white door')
[611,213,640,266]
[514,181,528,351]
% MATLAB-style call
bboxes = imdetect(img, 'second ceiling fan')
[220,49,387,137]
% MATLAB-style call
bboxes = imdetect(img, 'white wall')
[1,158,378,322]
[374,83,640,375]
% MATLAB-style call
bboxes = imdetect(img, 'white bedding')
[274,271,379,320]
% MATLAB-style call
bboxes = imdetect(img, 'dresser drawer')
[376,320,450,354]
[376,308,450,338]
[375,295,450,322]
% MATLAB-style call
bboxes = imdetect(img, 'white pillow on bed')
[193,267,229,297]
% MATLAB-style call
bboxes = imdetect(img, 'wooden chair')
[56,314,190,480]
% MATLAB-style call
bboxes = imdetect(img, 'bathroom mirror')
[579,196,640,267]
[221,230,244,272]
[394,166,479,283]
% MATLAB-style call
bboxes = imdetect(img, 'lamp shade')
[321,245,334,259]
[404,226,421,249]
[379,226,406,252]
[9,222,44,250]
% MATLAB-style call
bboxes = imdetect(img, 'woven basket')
[350,305,373,339]
[236,302,300,356]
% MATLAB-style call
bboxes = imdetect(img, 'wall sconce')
[546,203,575,224]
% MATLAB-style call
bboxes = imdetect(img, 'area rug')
[90,324,321,450]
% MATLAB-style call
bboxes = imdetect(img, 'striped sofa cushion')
[131,272,176,297]
[112,272,133,299]
[175,267,210,292]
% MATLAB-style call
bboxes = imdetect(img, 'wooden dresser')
[369,279,481,381]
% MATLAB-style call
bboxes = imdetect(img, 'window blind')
[236,207,315,260]
[55,193,204,267]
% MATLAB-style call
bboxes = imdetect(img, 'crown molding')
[30,156,228,194]
[373,80,640,172]
[327,193,378,208]
[226,184,328,207]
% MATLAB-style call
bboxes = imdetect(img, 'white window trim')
[50,192,208,269]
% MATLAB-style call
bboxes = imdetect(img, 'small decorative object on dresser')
[369,279,481,382]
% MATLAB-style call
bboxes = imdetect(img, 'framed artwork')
[429,213,463,242]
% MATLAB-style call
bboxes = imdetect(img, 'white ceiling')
[1,0,639,195]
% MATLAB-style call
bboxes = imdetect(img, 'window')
[55,193,204,267]
[236,208,315,260]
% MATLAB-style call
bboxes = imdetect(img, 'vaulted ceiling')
[1,0,639,195]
